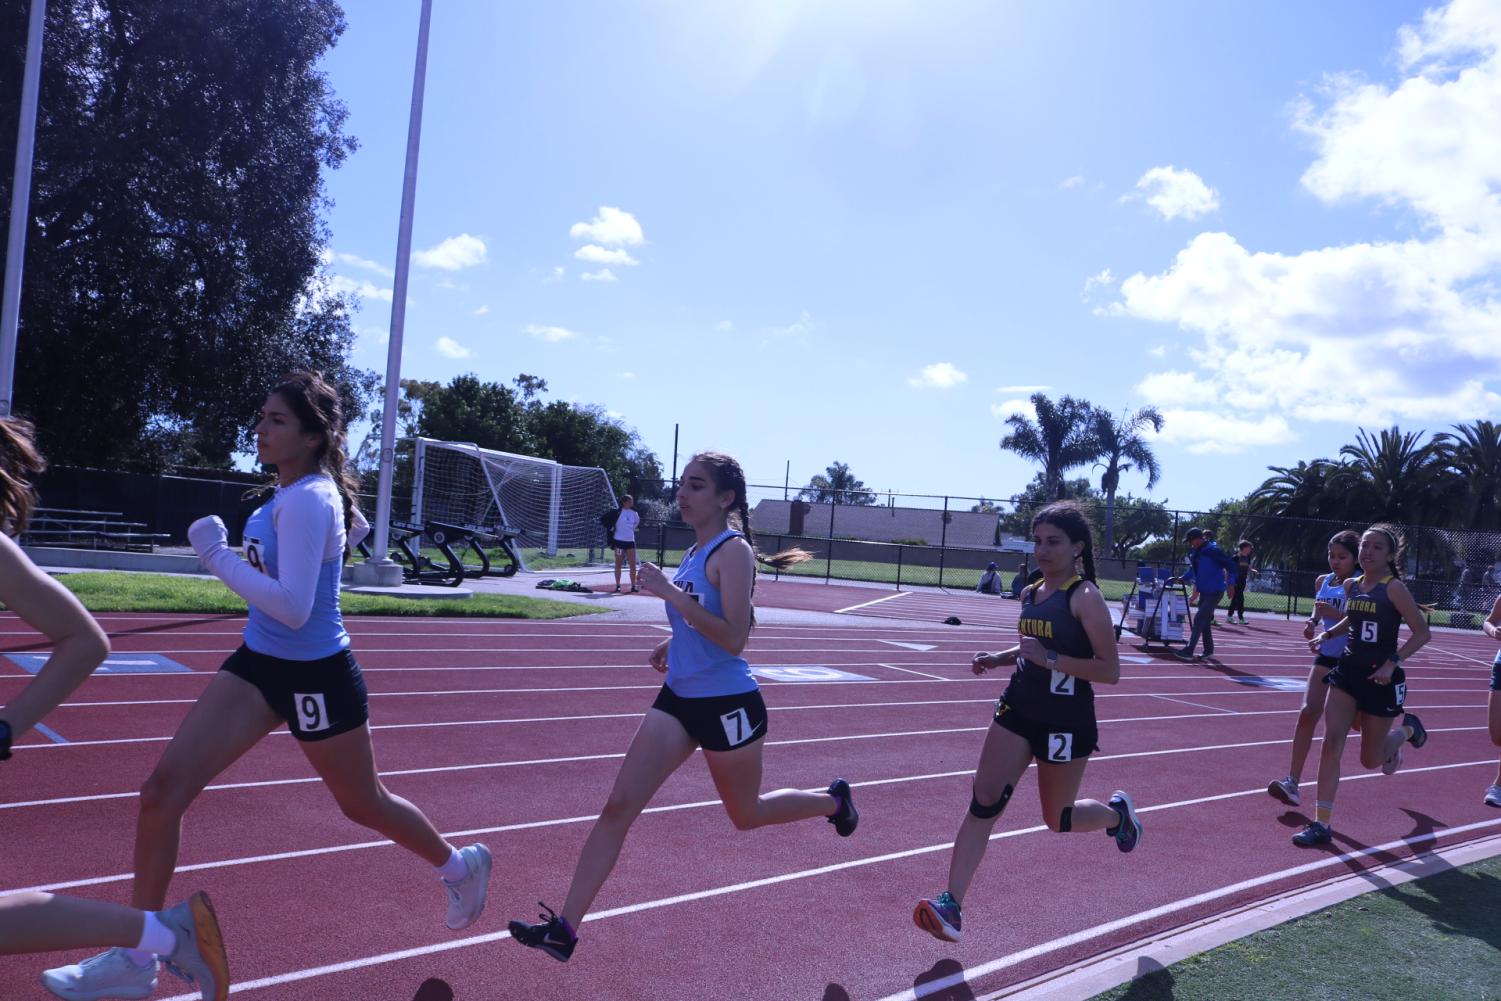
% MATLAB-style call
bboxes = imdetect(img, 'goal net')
[412,437,618,568]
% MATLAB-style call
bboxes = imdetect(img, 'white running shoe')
[1485,784,1501,808]
[1267,776,1301,806]
[159,892,229,1001]
[41,948,158,1001]
[444,843,493,930]
[1381,747,1404,775]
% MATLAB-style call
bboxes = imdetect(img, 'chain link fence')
[623,481,1501,630]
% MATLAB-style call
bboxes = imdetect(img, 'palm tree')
[1246,459,1341,569]
[1091,406,1164,554]
[999,393,1100,501]
[800,461,876,505]
[1333,426,1448,525]
[1434,420,1501,531]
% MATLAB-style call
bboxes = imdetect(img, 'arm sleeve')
[348,505,371,550]
[196,489,333,629]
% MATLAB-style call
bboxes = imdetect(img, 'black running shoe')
[827,778,859,837]
[1403,711,1427,749]
[1292,821,1332,847]
[1106,790,1141,853]
[509,903,577,962]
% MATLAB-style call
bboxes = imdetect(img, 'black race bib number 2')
[295,692,331,734]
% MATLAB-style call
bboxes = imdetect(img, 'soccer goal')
[412,437,618,569]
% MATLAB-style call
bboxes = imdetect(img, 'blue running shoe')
[1107,791,1142,853]
[913,891,962,943]
[1403,712,1427,749]
[509,903,577,962]
[827,778,859,837]
[1292,821,1333,847]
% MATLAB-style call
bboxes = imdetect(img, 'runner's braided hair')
[0,416,45,535]
[690,451,812,571]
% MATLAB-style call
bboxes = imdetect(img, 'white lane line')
[872,812,1501,1001]
[145,767,1501,1001]
[879,640,939,652]
[876,663,951,681]
[835,591,912,614]
[1152,695,1236,714]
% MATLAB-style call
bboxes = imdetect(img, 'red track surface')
[2,591,1499,1001]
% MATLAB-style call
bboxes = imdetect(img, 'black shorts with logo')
[1323,655,1406,718]
[992,698,1099,764]
[651,684,767,752]
[222,645,370,742]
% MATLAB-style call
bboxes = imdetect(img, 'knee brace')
[1058,806,1073,833]
[969,784,1013,820]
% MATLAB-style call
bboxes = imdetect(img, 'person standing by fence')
[610,495,641,593]
[1224,540,1258,625]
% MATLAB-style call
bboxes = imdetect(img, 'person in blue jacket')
[1174,527,1238,661]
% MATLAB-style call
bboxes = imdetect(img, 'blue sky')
[317,0,1501,513]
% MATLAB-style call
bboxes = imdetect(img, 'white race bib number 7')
[719,708,755,747]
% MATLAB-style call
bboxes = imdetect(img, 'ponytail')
[735,497,812,572]
[0,416,46,535]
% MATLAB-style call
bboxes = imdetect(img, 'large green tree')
[800,461,876,505]
[0,0,364,467]
[999,393,1100,500]
[1435,420,1501,532]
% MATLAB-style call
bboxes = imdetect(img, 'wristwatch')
[1390,653,1403,667]
[0,718,12,761]
[1045,649,1059,669]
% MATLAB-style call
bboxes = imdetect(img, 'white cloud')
[619,371,636,380]
[990,399,1033,419]
[329,275,393,303]
[909,362,968,389]
[767,310,815,337]
[1059,175,1086,190]
[545,266,566,283]
[470,304,490,316]
[569,207,644,246]
[1081,268,1115,300]
[335,251,394,278]
[1132,166,1221,220]
[414,234,488,271]
[715,319,734,332]
[995,384,1052,394]
[435,336,470,359]
[1111,1,1501,448]
[524,324,579,343]
[1155,410,1295,454]
[575,245,638,267]
[581,268,618,282]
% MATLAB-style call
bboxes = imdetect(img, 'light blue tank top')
[241,487,350,661]
[1315,573,1349,658]
[665,529,757,698]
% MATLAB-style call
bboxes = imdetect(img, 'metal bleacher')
[20,507,171,553]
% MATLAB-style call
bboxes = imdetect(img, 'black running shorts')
[1323,656,1406,718]
[222,645,370,742]
[651,684,767,752]
[992,698,1099,763]
[610,539,636,552]
[1490,660,1500,692]
[1313,653,1340,670]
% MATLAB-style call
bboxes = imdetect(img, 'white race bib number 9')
[244,536,266,575]
[294,692,331,734]
[1047,732,1074,762]
[719,708,754,747]
[1050,669,1076,696]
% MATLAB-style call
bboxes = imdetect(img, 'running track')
[2,589,1498,1000]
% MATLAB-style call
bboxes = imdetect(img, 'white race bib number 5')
[294,692,331,734]
[1361,620,1378,643]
